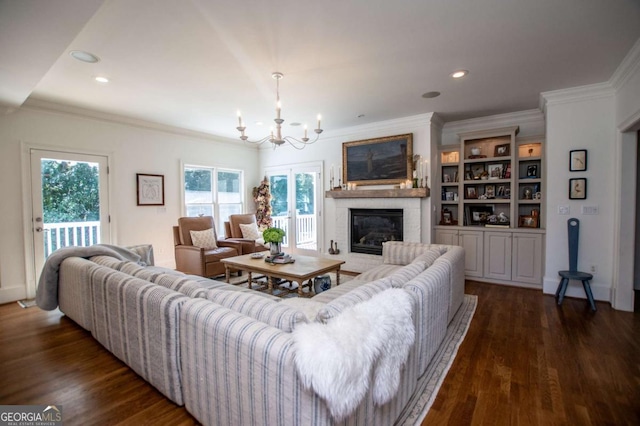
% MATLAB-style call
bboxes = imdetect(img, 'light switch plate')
[582,205,599,215]
[558,205,570,215]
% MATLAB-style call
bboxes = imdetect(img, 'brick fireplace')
[333,197,422,272]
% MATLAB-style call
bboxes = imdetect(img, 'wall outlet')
[582,205,599,215]
[590,264,597,274]
[558,205,570,215]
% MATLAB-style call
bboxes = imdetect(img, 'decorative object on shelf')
[253,176,273,229]
[440,208,456,225]
[569,178,587,200]
[485,184,495,199]
[333,242,340,254]
[235,72,323,149]
[328,240,335,254]
[487,164,503,180]
[470,164,485,179]
[569,149,587,172]
[313,275,332,293]
[494,143,510,157]
[503,163,511,178]
[526,164,538,178]
[263,227,286,256]
[465,186,478,199]
[468,205,494,225]
[136,173,164,206]
[519,215,539,228]
[343,134,413,186]
[534,191,542,200]
[470,147,481,156]
[522,186,533,200]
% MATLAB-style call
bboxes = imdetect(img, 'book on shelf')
[484,223,510,228]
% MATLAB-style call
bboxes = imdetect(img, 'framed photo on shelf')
[343,134,413,185]
[570,149,587,172]
[519,215,538,228]
[485,184,495,199]
[465,186,478,199]
[136,173,165,206]
[569,178,587,199]
[527,164,539,178]
[494,143,510,157]
[441,208,453,225]
[487,164,503,180]
[471,164,485,179]
[468,205,494,225]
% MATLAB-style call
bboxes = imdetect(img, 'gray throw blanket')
[36,244,143,311]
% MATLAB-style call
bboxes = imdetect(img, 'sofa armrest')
[180,299,329,425]
[217,239,243,252]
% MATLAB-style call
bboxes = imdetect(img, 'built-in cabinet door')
[512,232,543,284]
[484,232,512,281]
[435,229,459,246]
[459,230,483,277]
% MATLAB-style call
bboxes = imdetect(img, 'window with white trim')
[184,165,244,237]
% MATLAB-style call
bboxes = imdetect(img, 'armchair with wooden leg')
[173,216,241,278]
[223,213,270,254]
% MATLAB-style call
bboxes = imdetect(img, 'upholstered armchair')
[223,213,270,254]
[173,216,240,278]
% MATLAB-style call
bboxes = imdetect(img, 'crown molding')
[322,112,437,141]
[442,109,544,136]
[21,98,247,147]
[610,37,640,92]
[540,82,615,112]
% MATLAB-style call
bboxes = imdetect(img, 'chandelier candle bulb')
[304,124,308,139]
[317,114,322,130]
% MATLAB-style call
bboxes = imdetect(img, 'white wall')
[541,85,617,301]
[258,113,437,263]
[0,104,259,303]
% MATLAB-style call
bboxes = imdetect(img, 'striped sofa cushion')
[152,274,212,298]
[204,289,307,332]
[433,246,466,323]
[58,257,95,331]
[388,261,428,288]
[89,255,129,270]
[357,264,401,282]
[382,242,448,265]
[309,278,368,304]
[411,248,442,267]
[180,299,332,425]
[88,265,188,405]
[316,277,393,323]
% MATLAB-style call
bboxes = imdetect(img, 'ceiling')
[2,0,639,141]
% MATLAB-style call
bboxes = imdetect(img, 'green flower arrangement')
[262,227,286,244]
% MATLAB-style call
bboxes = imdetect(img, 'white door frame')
[264,161,324,256]
[22,145,112,298]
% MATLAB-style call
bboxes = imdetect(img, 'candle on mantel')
[330,164,334,181]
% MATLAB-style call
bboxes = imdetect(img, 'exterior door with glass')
[267,163,322,255]
[30,149,110,287]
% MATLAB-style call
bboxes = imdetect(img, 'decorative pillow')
[190,228,218,249]
[239,222,262,240]
[280,298,326,322]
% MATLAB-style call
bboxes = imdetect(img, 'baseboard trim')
[0,285,28,305]
[542,277,611,302]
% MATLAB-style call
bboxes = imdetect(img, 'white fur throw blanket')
[292,288,415,420]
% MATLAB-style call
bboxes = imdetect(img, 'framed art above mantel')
[342,134,413,186]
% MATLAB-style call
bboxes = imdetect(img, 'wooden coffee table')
[221,253,345,297]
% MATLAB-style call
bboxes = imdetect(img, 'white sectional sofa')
[40,241,465,425]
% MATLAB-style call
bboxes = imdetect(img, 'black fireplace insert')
[350,208,403,255]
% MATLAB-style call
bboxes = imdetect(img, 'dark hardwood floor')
[1,281,638,425]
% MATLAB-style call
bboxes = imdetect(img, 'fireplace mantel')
[325,187,429,199]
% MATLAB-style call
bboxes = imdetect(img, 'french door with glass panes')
[266,163,322,256]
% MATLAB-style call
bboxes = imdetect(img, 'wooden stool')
[555,218,597,311]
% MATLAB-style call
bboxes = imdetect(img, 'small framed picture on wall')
[570,149,587,172]
[569,178,587,200]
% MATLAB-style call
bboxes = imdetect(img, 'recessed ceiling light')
[290,122,301,127]
[421,91,441,99]
[70,50,100,63]
[451,70,468,79]
[357,114,365,118]
[255,121,264,126]
[94,76,109,84]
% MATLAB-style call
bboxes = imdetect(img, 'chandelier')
[235,72,323,149]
